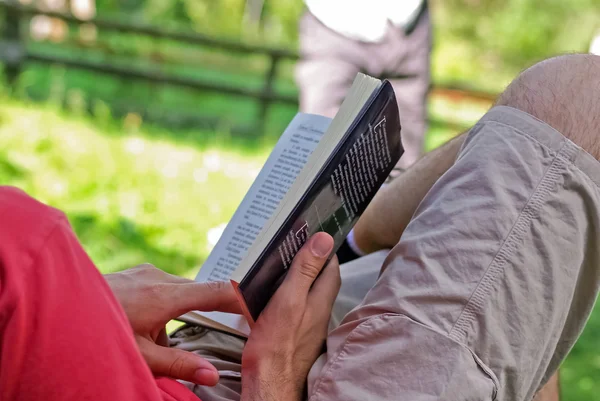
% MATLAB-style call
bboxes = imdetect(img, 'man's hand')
[105,264,241,386]
[241,232,341,401]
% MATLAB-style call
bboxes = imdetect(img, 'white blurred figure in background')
[590,30,600,55]
[22,0,97,43]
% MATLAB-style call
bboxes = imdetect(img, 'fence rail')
[0,0,497,134]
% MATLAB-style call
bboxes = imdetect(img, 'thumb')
[138,336,220,386]
[282,232,334,294]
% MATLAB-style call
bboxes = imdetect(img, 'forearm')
[354,133,466,253]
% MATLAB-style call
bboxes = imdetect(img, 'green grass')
[16,48,299,135]
[0,93,597,400]
[0,97,271,276]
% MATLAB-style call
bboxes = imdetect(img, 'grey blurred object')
[296,0,431,172]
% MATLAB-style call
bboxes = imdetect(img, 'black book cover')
[238,81,403,322]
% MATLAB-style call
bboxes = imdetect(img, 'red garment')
[0,187,198,401]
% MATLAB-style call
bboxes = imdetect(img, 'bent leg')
[353,132,466,254]
[308,54,600,401]
[0,187,190,401]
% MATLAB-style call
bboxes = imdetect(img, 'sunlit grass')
[0,98,269,277]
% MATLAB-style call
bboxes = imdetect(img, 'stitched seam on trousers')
[448,140,570,345]
[485,120,560,156]
[308,316,381,401]
[308,314,499,401]
[560,151,600,190]
[445,135,562,340]
[469,348,500,401]
[483,119,600,190]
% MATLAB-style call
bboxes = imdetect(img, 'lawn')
[0,95,597,400]
[0,97,271,277]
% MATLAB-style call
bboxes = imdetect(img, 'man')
[1,54,598,400]
[295,0,431,175]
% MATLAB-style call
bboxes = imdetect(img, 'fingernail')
[194,368,219,385]
[311,233,333,257]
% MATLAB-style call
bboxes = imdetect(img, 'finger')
[131,263,191,284]
[278,232,334,296]
[307,256,341,321]
[138,337,219,386]
[165,280,243,319]
[156,327,169,347]
[265,233,333,322]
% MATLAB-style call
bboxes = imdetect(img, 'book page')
[195,113,331,283]
[191,113,331,335]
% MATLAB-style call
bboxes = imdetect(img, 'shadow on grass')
[15,64,297,153]
[0,156,28,180]
[69,213,201,277]
[9,63,475,155]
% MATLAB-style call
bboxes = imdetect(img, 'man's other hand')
[241,232,341,401]
[105,264,241,386]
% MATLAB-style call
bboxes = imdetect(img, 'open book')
[180,73,403,337]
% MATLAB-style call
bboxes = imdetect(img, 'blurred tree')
[85,0,600,89]
[432,0,600,89]
[94,0,304,44]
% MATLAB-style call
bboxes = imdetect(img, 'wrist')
[346,228,368,257]
[241,370,303,401]
[241,359,303,401]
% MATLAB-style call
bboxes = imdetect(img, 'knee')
[496,54,600,159]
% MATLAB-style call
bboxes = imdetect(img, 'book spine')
[239,81,403,321]
[230,280,256,327]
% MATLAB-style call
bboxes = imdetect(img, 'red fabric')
[0,186,198,401]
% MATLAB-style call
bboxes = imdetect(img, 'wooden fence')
[0,0,497,134]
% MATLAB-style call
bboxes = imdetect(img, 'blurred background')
[0,0,598,399]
